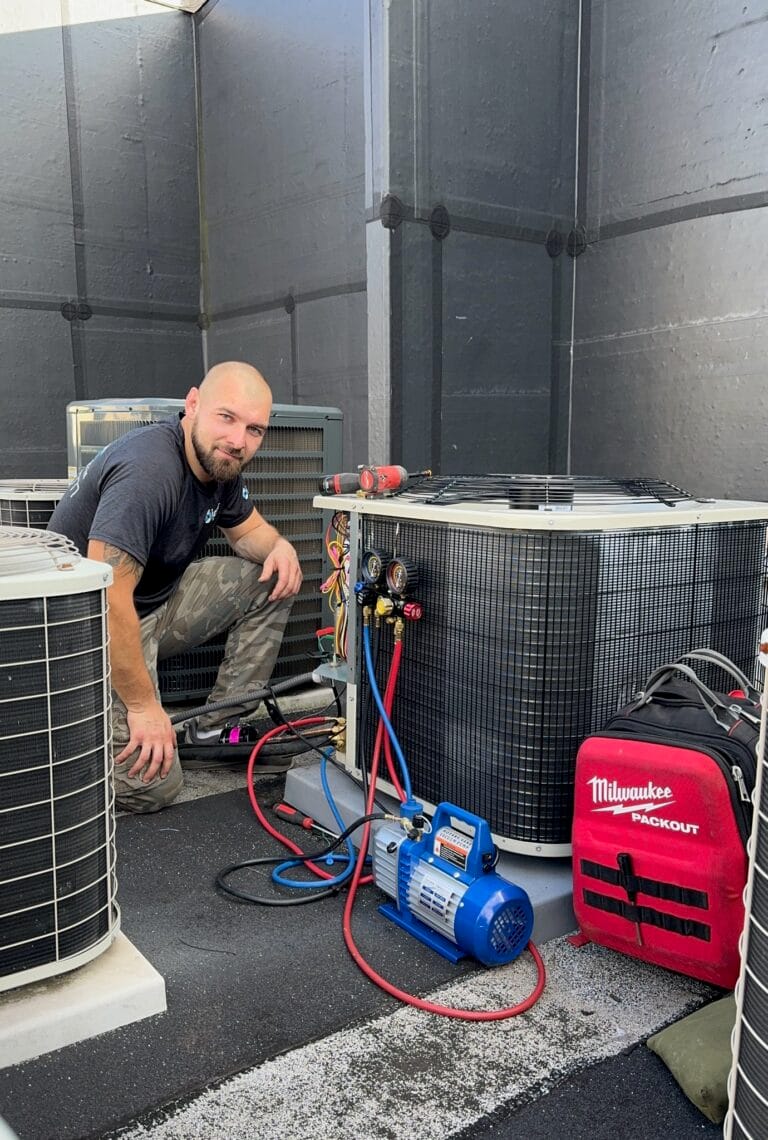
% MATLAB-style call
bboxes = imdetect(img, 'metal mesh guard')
[489,903,530,958]
[357,516,766,849]
[398,473,707,508]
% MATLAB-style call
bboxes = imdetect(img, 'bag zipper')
[603,713,757,788]
[732,765,751,803]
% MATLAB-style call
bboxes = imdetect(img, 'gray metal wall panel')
[571,210,768,499]
[550,257,576,472]
[67,11,199,306]
[587,0,768,233]
[294,292,368,466]
[0,6,201,478]
[441,233,552,472]
[199,0,366,469]
[0,310,76,478]
[574,2,768,500]
[387,0,578,230]
[207,313,294,402]
[79,314,202,399]
[378,0,578,474]
[364,0,389,212]
[397,223,435,470]
[199,0,366,310]
[0,25,77,297]
[364,221,392,465]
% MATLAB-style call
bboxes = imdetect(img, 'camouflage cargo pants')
[112,557,294,813]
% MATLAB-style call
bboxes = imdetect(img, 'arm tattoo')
[102,543,142,583]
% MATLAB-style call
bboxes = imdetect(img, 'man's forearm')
[222,511,302,599]
[229,521,284,563]
[107,591,157,710]
[87,539,158,710]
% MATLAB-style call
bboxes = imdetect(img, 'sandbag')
[646,993,735,1124]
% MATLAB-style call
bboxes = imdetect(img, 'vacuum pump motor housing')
[372,804,533,967]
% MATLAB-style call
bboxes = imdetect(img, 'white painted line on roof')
[121,937,713,1140]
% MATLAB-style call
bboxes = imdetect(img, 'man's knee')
[114,756,184,814]
[238,559,294,606]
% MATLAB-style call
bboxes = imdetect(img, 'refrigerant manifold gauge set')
[355,548,423,622]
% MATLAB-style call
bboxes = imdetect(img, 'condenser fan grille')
[0,534,117,990]
[729,742,768,1138]
[0,479,69,528]
[357,517,766,849]
[398,473,705,508]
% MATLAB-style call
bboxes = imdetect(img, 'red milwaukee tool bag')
[572,649,759,988]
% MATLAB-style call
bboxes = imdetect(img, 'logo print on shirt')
[242,486,249,500]
[204,504,220,525]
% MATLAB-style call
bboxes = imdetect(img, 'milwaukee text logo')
[587,775,700,834]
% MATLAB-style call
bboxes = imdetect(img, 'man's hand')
[259,536,303,601]
[115,699,177,783]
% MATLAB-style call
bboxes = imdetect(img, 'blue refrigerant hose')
[362,621,413,802]
[271,618,414,888]
[271,752,359,889]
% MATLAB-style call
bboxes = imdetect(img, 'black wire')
[244,733,336,756]
[217,870,338,906]
[216,810,387,906]
[168,671,317,726]
[260,685,390,814]
[330,682,343,718]
[177,731,337,760]
[217,666,390,906]
[247,727,337,755]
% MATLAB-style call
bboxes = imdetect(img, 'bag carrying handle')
[673,648,760,704]
[633,661,740,732]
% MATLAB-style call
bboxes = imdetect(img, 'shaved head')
[197,361,272,407]
[182,361,272,482]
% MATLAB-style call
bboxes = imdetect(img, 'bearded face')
[183,368,271,484]
[190,420,247,482]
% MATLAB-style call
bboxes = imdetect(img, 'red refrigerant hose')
[246,657,546,1019]
[247,717,370,885]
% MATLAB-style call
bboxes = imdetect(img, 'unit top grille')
[0,479,70,498]
[0,528,81,576]
[0,530,111,599]
[397,474,707,508]
[315,474,768,532]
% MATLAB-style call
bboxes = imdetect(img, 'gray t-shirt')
[49,418,253,616]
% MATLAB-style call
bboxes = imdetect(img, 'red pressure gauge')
[385,557,419,597]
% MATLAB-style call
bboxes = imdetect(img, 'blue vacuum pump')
[372,801,533,967]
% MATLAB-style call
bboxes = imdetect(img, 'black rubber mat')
[0,781,722,1140]
[1,781,479,1140]
[448,1045,722,1139]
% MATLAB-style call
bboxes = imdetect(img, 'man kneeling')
[49,362,302,812]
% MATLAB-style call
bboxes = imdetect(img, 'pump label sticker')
[587,775,699,835]
[435,830,471,871]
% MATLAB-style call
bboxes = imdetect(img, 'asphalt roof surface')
[0,770,725,1140]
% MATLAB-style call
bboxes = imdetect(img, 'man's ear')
[184,387,199,416]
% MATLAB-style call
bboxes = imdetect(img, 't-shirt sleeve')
[87,450,178,567]
[217,477,256,529]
